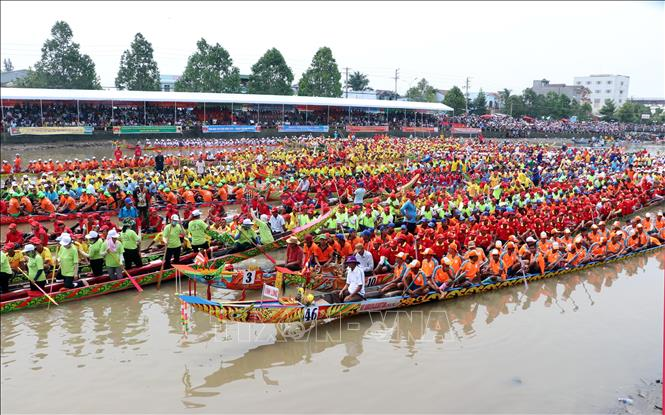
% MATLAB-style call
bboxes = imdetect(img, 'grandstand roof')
[0,88,452,112]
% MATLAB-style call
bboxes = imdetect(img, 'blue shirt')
[118,206,138,219]
[400,200,417,224]
[353,187,366,205]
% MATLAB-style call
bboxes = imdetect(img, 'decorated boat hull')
[180,245,664,324]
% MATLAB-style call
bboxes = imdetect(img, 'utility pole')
[393,68,400,100]
[464,76,470,115]
[344,67,350,98]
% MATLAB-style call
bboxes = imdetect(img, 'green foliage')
[2,59,13,72]
[175,38,241,93]
[406,78,436,102]
[442,86,467,115]
[115,33,161,91]
[506,95,527,117]
[498,88,511,110]
[599,99,617,121]
[247,48,294,95]
[471,89,487,115]
[16,21,101,89]
[616,101,651,123]
[347,71,371,91]
[298,47,342,97]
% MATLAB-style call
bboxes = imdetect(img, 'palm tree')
[346,71,371,91]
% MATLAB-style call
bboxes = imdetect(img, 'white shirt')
[195,160,205,174]
[355,250,374,273]
[268,214,286,233]
[345,266,365,296]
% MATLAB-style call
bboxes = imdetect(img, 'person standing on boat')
[56,234,87,289]
[187,210,209,252]
[400,193,418,234]
[338,256,365,302]
[84,231,105,276]
[118,198,138,222]
[101,229,125,281]
[0,245,12,294]
[354,243,374,276]
[163,215,185,268]
[268,208,286,235]
[22,244,46,291]
[120,221,142,269]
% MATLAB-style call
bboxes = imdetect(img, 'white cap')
[59,235,72,246]
[260,214,269,222]
[85,231,99,239]
[526,236,536,243]
[491,249,499,255]
[645,213,652,218]
[495,241,503,248]
[171,214,180,221]
[658,211,663,216]
[192,209,201,216]
[56,232,71,242]
[242,218,253,226]
[552,242,560,249]
[108,229,119,238]
[540,231,547,238]
[22,244,35,253]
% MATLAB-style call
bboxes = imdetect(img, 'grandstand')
[0,88,452,137]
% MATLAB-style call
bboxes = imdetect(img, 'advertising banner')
[400,126,439,133]
[345,125,389,133]
[9,126,93,136]
[202,125,260,133]
[277,125,329,133]
[112,125,182,134]
[451,127,482,135]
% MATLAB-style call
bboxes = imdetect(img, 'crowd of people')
[1,135,663,298]
[3,102,663,139]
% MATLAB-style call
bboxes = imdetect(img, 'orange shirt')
[20,197,33,213]
[446,253,462,274]
[460,260,480,280]
[7,198,20,215]
[312,244,335,263]
[40,197,56,213]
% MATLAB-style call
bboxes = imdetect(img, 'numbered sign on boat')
[303,306,319,322]
[242,270,256,285]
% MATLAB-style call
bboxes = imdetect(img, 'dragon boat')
[0,208,334,314]
[179,245,664,324]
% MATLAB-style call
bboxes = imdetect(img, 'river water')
[1,139,664,414]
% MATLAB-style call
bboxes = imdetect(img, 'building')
[0,69,28,87]
[159,74,180,92]
[345,90,378,100]
[629,97,665,113]
[573,74,630,113]
[531,79,588,103]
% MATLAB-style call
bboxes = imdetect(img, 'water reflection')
[178,250,663,406]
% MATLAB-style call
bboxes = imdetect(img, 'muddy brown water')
[1,138,664,413]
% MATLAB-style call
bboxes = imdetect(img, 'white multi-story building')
[573,74,629,113]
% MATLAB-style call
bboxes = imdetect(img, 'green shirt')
[120,229,140,250]
[188,219,208,246]
[27,253,45,281]
[235,227,258,245]
[255,220,274,245]
[57,245,79,277]
[88,239,105,260]
[163,223,184,249]
[101,242,125,268]
[0,251,11,274]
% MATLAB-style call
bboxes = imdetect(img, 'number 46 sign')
[302,306,319,322]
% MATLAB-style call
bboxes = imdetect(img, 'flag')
[194,251,208,267]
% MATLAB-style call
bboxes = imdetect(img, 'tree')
[16,21,101,89]
[498,88,511,110]
[347,71,371,91]
[506,95,527,117]
[247,48,293,95]
[405,78,436,102]
[298,47,342,97]
[471,89,487,115]
[2,58,14,72]
[578,102,593,121]
[442,86,466,115]
[599,99,617,121]
[115,33,160,91]
[175,38,241,93]
[616,101,651,123]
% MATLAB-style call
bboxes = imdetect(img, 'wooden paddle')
[47,245,60,310]
[17,269,59,306]
[123,269,143,293]
[156,247,168,290]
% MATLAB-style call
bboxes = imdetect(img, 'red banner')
[346,125,389,133]
[400,126,439,133]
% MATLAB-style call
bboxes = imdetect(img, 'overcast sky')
[1,1,663,97]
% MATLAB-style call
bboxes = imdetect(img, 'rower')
[56,234,88,289]
[162,215,185,268]
[402,260,430,297]
[380,252,408,296]
[481,249,505,283]
[22,244,46,292]
[187,209,210,252]
[338,256,365,302]
[229,218,259,254]
[281,236,304,271]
